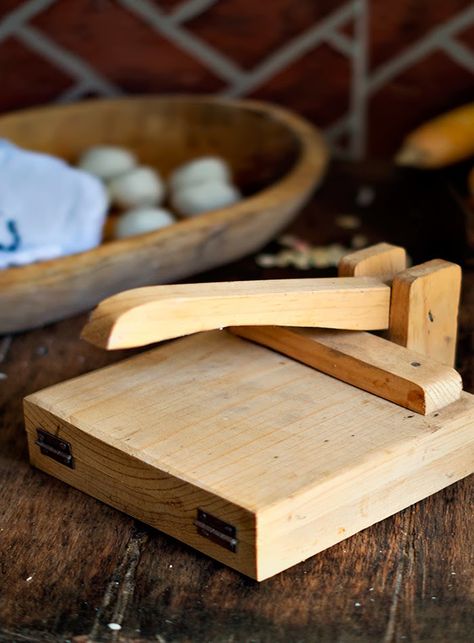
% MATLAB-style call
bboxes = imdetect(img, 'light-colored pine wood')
[0,95,328,333]
[24,331,474,580]
[389,259,461,367]
[81,277,391,349]
[230,326,462,414]
[338,242,407,282]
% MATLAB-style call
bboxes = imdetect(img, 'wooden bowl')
[0,96,328,333]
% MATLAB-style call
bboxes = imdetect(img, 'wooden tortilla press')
[82,242,462,414]
[24,243,474,580]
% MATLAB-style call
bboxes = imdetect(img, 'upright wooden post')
[338,242,407,282]
[389,260,462,367]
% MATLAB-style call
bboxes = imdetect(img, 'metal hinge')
[35,428,74,468]
[195,508,238,553]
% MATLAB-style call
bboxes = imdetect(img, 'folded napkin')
[0,140,108,269]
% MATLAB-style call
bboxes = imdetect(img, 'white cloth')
[0,140,108,269]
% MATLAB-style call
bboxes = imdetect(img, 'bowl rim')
[0,95,328,284]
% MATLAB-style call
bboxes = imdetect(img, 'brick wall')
[1,0,473,158]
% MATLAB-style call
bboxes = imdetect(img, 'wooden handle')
[81,278,391,349]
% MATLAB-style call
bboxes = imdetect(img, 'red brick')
[32,0,225,94]
[186,0,348,69]
[150,0,184,11]
[0,36,73,113]
[457,23,474,50]
[0,0,25,21]
[339,18,356,40]
[250,43,351,128]
[369,0,472,70]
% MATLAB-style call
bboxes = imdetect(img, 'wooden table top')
[1,161,473,642]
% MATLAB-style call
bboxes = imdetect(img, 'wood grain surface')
[389,260,462,367]
[230,326,463,414]
[338,242,407,282]
[24,329,473,581]
[0,161,472,641]
[82,277,390,348]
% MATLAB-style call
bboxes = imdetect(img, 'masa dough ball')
[114,207,175,239]
[169,157,230,192]
[171,180,241,217]
[78,146,137,181]
[109,166,164,209]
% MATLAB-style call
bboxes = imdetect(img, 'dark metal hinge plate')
[35,428,74,468]
[195,508,238,553]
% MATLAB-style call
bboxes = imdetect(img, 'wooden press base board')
[24,331,474,581]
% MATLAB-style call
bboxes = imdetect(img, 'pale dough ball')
[78,146,137,181]
[169,157,231,192]
[171,180,241,217]
[108,166,164,209]
[114,207,175,239]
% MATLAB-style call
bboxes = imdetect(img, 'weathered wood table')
[1,162,473,642]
